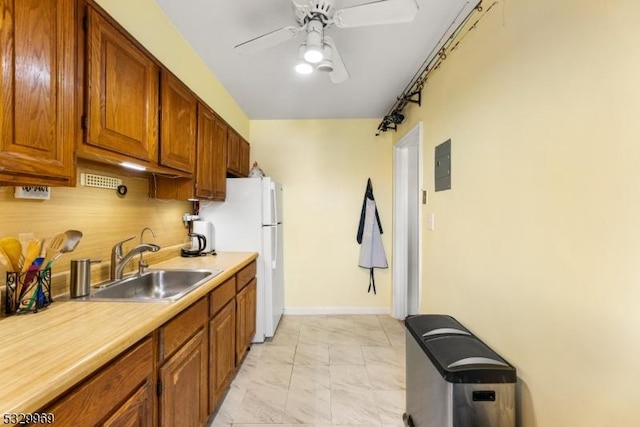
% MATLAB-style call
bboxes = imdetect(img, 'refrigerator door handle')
[272,226,278,269]
[270,182,278,225]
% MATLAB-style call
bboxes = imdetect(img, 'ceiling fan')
[234,0,419,83]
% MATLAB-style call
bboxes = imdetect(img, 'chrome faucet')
[110,235,160,280]
[139,227,157,274]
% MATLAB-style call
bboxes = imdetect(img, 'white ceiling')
[155,0,477,120]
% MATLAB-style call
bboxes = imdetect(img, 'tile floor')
[207,314,407,427]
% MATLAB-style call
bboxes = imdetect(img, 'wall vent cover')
[80,173,122,189]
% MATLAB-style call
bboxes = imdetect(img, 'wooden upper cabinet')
[226,130,240,174]
[160,71,196,174]
[195,105,215,199]
[85,7,158,163]
[196,104,227,200]
[239,138,250,177]
[226,129,250,177]
[211,115,228,200]
[0,0,75,185]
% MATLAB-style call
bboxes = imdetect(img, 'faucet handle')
[113,235,136,255]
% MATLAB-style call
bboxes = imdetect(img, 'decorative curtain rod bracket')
[398,90,422,107]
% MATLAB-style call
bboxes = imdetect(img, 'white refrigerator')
[199,177,284,342]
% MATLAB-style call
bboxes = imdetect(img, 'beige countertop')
[0,251,257,417]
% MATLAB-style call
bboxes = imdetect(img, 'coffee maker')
[181,213,213,257]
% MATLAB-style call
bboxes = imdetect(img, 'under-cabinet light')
[120,162,146,171]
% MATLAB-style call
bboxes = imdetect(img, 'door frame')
[392,122,423,319]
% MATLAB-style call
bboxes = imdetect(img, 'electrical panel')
[435,139,451,192]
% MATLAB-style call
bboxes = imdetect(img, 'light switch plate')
[14,186,50,200]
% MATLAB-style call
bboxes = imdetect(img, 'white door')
[393,122,423,319]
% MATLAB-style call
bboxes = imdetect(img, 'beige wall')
[398,0,640,425]
[250,120,394,312]
[93,0,250,139]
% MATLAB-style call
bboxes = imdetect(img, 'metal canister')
[69,259,100,298]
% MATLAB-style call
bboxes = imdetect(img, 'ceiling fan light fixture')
[295,61,314,74]
[316,42,334,72]
[295,43,314,74]
[304,19,324,63]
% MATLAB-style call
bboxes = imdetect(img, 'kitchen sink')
[87,269,223,302]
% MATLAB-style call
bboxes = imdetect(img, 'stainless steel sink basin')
[88,269,222,302]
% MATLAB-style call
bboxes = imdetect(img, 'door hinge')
[82,15,88,32]
[156,379,163,396]
[81,115,88,130]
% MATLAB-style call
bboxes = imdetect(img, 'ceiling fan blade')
[333,0,419,28]
[324,36,349,84]
[234,25,302,55]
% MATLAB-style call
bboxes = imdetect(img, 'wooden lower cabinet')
[159,299,209,427]
[159,327,208,427]
[209,301,236,411]
[102,383,154,427]
[44,337,155,426]
[236,278,257,362]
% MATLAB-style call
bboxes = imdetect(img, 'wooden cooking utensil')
[42,234,65,267]
[0,237,21,272]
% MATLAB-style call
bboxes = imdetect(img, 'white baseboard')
[284,307,391,315]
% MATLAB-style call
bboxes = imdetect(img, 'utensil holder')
[4,269,52,315]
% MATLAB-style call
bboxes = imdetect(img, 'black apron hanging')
[357,178,388,294]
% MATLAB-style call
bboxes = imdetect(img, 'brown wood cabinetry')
[196,104,227,200]
[209,277,237,411]
[160,71,197,174]
[158,298,208,427]
[209,301,236,410]
[239,138,251,177]
[83,6,158,164]
[159,328,208,427]
[0,0,76,186]
[226,130,250,177]
[45,337,155,426]
[235,280,257,362]
[226,130,240,175]
[235,261,257,361]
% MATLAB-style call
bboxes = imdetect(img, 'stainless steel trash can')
[404,315,516,427]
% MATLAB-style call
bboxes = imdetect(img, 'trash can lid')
[422,335,516,383]
[405,314,471,340]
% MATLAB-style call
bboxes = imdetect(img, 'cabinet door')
[45,337,155,426]
[211,115,228,200]
[159,327,208,427]
[235,286,248,361]
[246,278,257,344]
[209,301,236,411]
[160,71,196,174]
[226,129,240,175]
[236,277,256,362]
[239,138,250,177]
[0,0,75,184]
[102,381,154,427]
[86,7,158,162]
[196,105,215,199]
